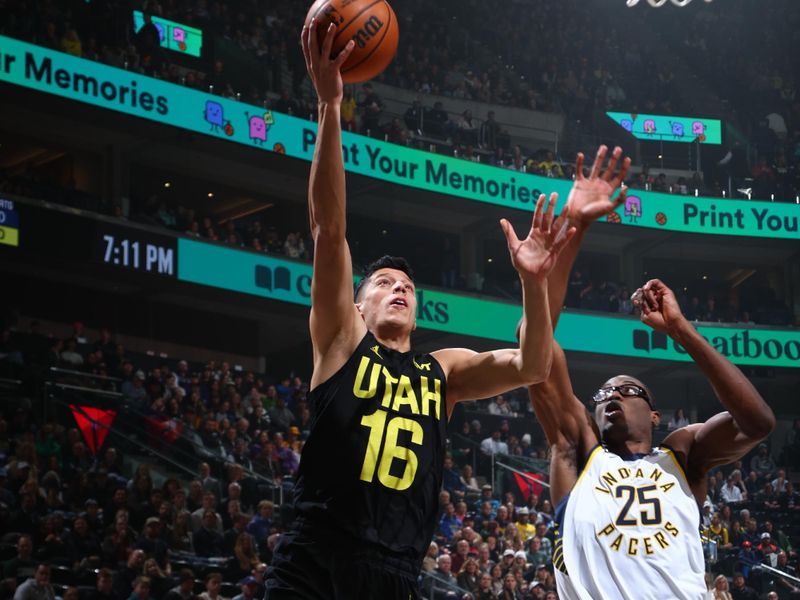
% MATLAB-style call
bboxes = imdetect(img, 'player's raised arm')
[434,193,576,409]
[547,145,630,326]
[637,279,776,492]
[301,23,362,380]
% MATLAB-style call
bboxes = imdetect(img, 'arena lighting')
[626,0,713,6]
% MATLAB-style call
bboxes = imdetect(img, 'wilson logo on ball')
[352,15,385,48]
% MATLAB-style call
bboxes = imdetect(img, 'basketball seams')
[341,2,395,76]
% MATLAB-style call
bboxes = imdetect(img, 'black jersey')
[292,331,448,560]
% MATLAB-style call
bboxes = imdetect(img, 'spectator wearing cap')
[512,550,528,571]
[231,577,258,600]
[500,548,515,572]
[13,563,54,600]
[515,507,536,541]
[473,485,501,516]
[735,542,757,579]
[162,569,194,600]
[136,517,170,571]
[756,532,779,562]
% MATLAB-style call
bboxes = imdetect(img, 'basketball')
[304,0,399,84]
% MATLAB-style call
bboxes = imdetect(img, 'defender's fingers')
[575,152,585,180]
[500,218,519,246]
[589,145,607,179]
[543,191,558,232]
[602,146,622,182]
[321,22,337,62]
[549,226,577,255]
[611,157,632,189]
[532,194,546,232]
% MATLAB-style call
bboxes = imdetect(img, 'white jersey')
[554,445,706,600]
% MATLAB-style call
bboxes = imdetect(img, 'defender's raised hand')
[301,21,355,104]
[501,192,577,282]
[633,279,690,336]
[563,145,631,227]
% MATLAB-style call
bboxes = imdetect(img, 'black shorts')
[265,530,420,600]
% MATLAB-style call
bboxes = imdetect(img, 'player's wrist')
[667,318,695,343]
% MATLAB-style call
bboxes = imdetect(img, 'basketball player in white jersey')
[526,146,776,600]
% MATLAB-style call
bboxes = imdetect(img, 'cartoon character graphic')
[692,121,706,142]
[245,111,271,145]
[625,195,642,224]
[620,118,634,132]
[669,122,685,139]
[173,27,187,51]
[204,100,233,135]
[154,22,166,43]
[643,119,657,135]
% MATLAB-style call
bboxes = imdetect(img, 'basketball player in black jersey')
[265,22,579,599]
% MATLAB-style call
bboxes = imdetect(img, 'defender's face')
[593,375,658,438]
[358,268,416,333]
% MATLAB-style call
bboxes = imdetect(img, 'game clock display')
[95,227,176,275]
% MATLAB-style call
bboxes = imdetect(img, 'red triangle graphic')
[513,472,544,503]
[70,405,117,456]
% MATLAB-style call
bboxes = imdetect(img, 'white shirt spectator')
[720,482,743,504]
[480,435,509,456]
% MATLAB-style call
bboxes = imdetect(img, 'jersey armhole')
[309,331,372,396]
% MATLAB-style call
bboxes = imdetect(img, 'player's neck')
[372,327,412,353]
[604,437,653,457]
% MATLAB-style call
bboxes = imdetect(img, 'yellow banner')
[0,225,19,247]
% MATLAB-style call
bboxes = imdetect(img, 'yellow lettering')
[391,375,420,415]
[609,534,624,552]
[380,367,399,408]
[665,522,679,537]
[377,417,423,490]
[601,472,618,487]
[635,468,645,478]
[420,376,441,420]
[594,486,611,495]
[659,482,675,493]
[649,467,663,482]
[353,357,380,398]
[654,532,669,549]
[618,467,631,480]
[597,523,616,537]
[627,537,638,556]
[643,536,654,555]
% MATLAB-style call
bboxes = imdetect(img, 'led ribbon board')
[607,111,722,145]
[0,36,797,238]
[178,240,800,368]
[0,198,19,247]
[132,11,203,58]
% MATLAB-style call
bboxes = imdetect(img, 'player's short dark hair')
[355,255,415,302]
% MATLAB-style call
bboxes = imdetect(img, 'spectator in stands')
[13,563,54,600]
[191,493,222,533]
[480,430,509,456]
[421,554,458,600]
[163,569,194,600]
[438,503,460,543]
[2,534,36,580]
[730,572,758,600]
[488,394,513,416]
[721,475,745,504]
[750,444,776,481]
[668,408,690,431]
[128,576,151,600]
[442,456,465,499]
[88,568,117,600]
[267,396,293,433]
[136,517,169,571]
[247,500,274,552]
[193,511,224,557]
[231,577,258,600]
[459,464,480,495]
[60,338,84,367]
[711,574,732,600]
[169,510,193,553]
[134,14,161,76]
[358,84,383,135]
[199,573,226,600]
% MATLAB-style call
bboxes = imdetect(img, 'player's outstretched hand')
[632,279,690,336]
[564,145,631,227]
[301,20,355,104]
[500,192,577,283]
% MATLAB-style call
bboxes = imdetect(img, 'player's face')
[358,268,417,334]
[593,375,658,441]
